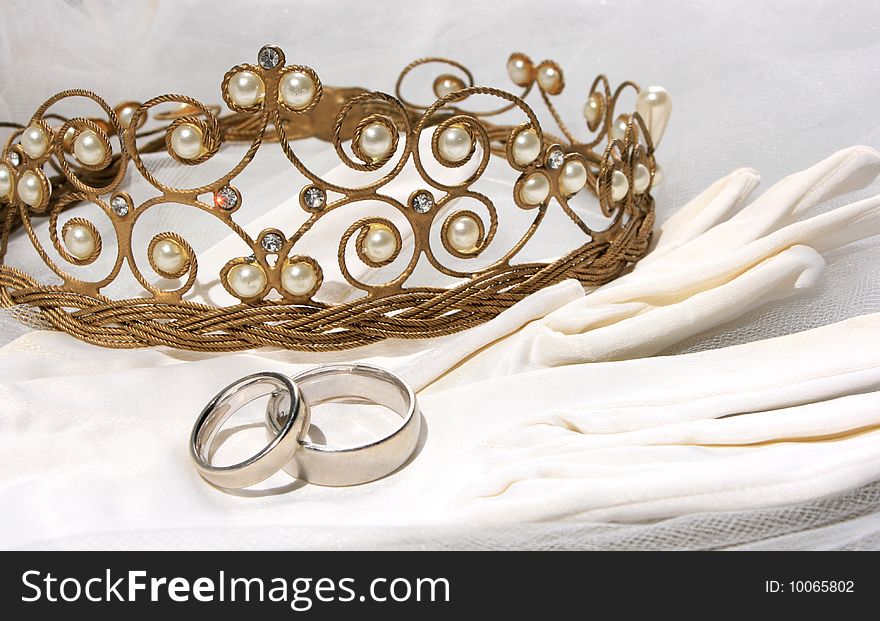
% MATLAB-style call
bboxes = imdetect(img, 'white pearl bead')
[117,104,137,129]
[17,171,44,207]
[73,130,106,166]
[21,125,48,159]
[512,128,541,166]
[583,92,604,127]
[0,164,11,199]
[633,163,651,194]
[358,122,394,161]
[152,239,187,275]
[611,170,629,202]
[520,172,550,205]
[279,71,315,110]
[536,65,561,93]
[560,160,588,195]
[636,86,672,146]
[438,125,472,163]
[610,114,629,141]
[281,261,318,296]
[433,75,464,98]
[170,123,204,160]
[506,56,532,86]
[63,126,76,149]
[447,214,481,252]
[228,70,265,108]
[362,225,397,263]
[227,263,266,298]
[63,224,96,259]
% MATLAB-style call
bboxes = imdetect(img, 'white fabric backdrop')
[1,0,880,550]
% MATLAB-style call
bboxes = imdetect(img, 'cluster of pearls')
[358,122,394,162]
[17,171,44,207]
[227,263,267,299]
[63,223,97,260]
[446,214,481,253]
[281,260,318,296]
[0,164,12,199]
[437,125,472,163]
[362,224,397,263]
[73,130,106,166]
[152,238,188,276]
[170,123,204,160]
[21,125,48,159]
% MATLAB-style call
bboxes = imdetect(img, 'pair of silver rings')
[190,364,420,489]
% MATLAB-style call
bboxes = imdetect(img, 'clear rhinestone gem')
[110,196,129,217]
[261,232,284,253]
[303,186,326,210]
[258,46,280,70]
[214,186,239,211]
[8,151,21,167]
[411,191,434,214]
[547,149,565,170]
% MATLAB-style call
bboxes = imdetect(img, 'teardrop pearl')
[583,92,605,127]
[610,114,629,141]
[447,214,481,252]
[63,224,96,260]
[170,123,204,160]
[560,160,588,195]
[73,130,107,166]
[358,122,394,161]
[438,126,472,163]
[279,71,316,110]
[633,163,651,194]
[512,128,541,166]
[228,70,265,108]
[281,261,318,296]
[362,225,397,263]
[227,263,267,298]
[0,164,11,199]
[611,170,629,202]
[21,125,48,159]
[152,239,187,275]
[636,86,672,146]
[520,172,550,205]
[17,171,45,207]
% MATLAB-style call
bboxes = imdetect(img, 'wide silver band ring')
[266,363,421,486]
[190,372,308,489]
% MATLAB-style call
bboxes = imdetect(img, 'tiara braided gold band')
[0,45,668,352]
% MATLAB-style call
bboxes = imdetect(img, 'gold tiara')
[0,45,669,351]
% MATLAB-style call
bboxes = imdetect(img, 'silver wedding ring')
[190,364,420,489]
[266,363,421,486]
[190,372,309,489]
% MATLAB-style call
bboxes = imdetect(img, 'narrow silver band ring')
[265,363,421,486]
[190,372,309,489]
